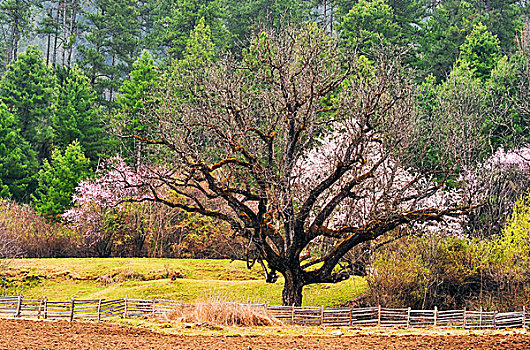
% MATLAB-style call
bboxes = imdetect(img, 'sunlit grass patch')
[4,258,367,307]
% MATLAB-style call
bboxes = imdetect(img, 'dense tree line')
[0,3,527,201]
[1,1,528,74]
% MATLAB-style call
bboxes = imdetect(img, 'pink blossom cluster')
[62,157,157,247]
[461,144,530,233]
[489,146,530,171]
[70,158,152,210]
[462,145,530,196]
[293,122,464,235]
[294,114,530,237]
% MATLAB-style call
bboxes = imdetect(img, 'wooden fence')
[0,296,527,329]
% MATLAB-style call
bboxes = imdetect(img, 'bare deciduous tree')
[0,230,19,263]
[121,26,476,306]
[0,201,22,277]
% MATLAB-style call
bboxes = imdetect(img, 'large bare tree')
[121,25,475,306]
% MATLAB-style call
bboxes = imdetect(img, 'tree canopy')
[118,26,481,305]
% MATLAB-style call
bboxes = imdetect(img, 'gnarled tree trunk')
[281,268,305,306]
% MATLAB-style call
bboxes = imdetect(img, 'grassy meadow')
[2,258,366,307]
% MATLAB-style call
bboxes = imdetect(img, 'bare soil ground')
[1,318,530,350]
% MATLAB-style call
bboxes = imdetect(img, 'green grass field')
[2,258,367,307]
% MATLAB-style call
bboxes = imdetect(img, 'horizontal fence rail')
[0,296,527,329]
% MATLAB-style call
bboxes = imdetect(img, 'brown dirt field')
[1,318,530,350]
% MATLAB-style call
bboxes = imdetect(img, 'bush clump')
[363,192,530,311]
[0,199,79,258]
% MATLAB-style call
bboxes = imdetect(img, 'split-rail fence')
[0,296,527,329]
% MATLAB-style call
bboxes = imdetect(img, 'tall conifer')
[0,103,38,200]
[0,47,56,161]
[53,65,106,164]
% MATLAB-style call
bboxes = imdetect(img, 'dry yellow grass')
[163,296,280,327]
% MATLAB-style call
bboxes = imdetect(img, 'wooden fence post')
[15,296,22,317]
[463,308,467,329]
[320,305,324,326]
[291,304,295,324]
[493,311,497,330]
[479,306,483,328]
[70,298,75,322]
[44,297,48,319]
[377,305,381,327]
[407,307,411,328]
[151,298,156,314]
[38,298,43,319]
[523,306,526,328]
[97,299,102,322]
[434,306,438,327]
[349,306,353,327]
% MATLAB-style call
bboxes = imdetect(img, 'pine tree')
[181,18,216,66]
[0,0,37,65]
[340,0,400,54]
[0,47,56,161]
[223,0,310,52]
[459,22,501,79]
[0,37,6,74]
[486,50,530,150]
[37,1,59,66]
[469,0,521,55]
[419,0,477,81]
[148,0,226,59]
[116,50,159,166]
[78,0,141,105]
[419,0,522,81]
[0,103,38,201]
[32,140,92,219]
[53,65,106,164]
[37,0,82,67]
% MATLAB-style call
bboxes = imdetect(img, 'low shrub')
[0,199,79,257]
[364,235,493,309]
[363,193,530,311]
[67,201,246,259]
[0,196,245,259]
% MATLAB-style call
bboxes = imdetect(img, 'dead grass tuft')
[164,297,280,327]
